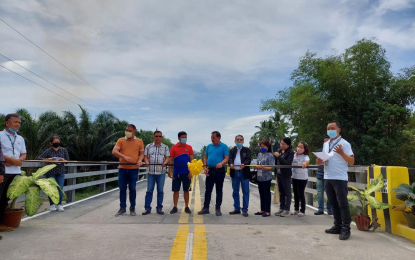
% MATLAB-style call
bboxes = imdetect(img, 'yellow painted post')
[367,166,410,234]
[385,166,409,235]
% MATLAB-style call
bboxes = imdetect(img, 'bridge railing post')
[99,165,107,193]
[306,169,314,206]
[66,165,76,203]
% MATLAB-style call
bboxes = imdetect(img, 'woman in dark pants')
[254,140,274,217]
[274,137,294,217]
[38,136,69,212]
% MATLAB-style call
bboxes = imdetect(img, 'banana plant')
[347,174,390,217]
[7,164,66,216]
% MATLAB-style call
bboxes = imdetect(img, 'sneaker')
[198,208,210,215]
[215,208,222,216]
[130,208,136,216]
[327,210,333,216]
[57,205,64,212]
[0,225,14,232]
[50,205,57,211]
[242,211,249,217]
[339,228,351,240]
[325,226,342,234]
[280,210,290,217]
[170,207,178,214]
[115,208,126,217]
[229,210,241,215]
[274,209,284,216]
[291,211,299,215]
[314,210,324,215]
[184,207,191,214]
[142,210,151,215]
[156,210,164,215]
[298,212,305,217]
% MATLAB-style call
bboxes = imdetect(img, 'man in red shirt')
[168,131,193,214]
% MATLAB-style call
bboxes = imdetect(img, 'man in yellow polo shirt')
[112,124,144,216]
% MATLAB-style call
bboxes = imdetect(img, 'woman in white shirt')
[291,141,310,217]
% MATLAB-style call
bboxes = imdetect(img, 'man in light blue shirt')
[317,121,354,241]
[198,131,229,216]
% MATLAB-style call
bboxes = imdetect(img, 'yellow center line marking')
[192,225,207,260]
[169,225,190,260]
[178,176,195,224]
[193,176,203,223]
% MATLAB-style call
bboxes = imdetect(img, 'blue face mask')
[235,142,243,147]
[8,127,18,133]
[180,138,187,144]
[327,130,338,139]
[260,147,267,153]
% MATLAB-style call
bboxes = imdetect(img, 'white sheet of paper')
[313,152,332,161]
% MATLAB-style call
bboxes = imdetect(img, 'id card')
[257,169,263,177]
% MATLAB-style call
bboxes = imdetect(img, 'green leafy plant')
[6,164,66,216]
[347,174,390,218]
[392,181,415,214]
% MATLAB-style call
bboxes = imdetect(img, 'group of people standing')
[0,113,354,241]
[112,120,354,240]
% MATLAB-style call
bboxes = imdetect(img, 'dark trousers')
[292,178,307,213]
[258,180,271,213]
[277,174,292,211]
[325,179,352,229]
[203,168,225,209]
[0,174,16,224]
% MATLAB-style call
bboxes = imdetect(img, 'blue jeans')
[118,168,139,209]
[45,173,65,206]
[231,171,250,212]
[316,178,332,212]
[144,174,166,211]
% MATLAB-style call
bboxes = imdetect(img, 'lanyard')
[329,137,342,153]
[7,134,17,156]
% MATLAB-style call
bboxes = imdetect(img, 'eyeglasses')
[154,135,162,138]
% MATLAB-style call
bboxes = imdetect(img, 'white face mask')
[125,131,133,138]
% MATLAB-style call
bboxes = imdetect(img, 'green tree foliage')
[261,38,415,166]
[1,106,172,161]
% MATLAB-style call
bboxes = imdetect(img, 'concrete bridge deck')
[1,175,414,260]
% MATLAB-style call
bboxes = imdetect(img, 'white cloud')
[0,60,33,74]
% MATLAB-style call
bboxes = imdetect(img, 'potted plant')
[347,174,390,231]
[392,181,415,228]
[4,164,64,228]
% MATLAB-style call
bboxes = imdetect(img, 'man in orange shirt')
[112,124,144,216]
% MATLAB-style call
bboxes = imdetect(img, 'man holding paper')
[316,121,354,241]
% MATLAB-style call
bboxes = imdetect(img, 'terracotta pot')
[354,215,371,231]
[403,212,415,229]
[4,209,24,228]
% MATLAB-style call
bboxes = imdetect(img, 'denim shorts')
[172,174,191,192]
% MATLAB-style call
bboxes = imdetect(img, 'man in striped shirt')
[143,130,170,215]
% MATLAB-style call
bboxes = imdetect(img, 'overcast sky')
[1,0,415,152]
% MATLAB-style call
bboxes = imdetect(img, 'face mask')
[327,130,338,138]
[297,148,304,154]
[260,147,267,153]
[180,138,187,144]
[52,143,61,148]
[8,127,18,133]
[235,142,243,147]
[125,131,133,138]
